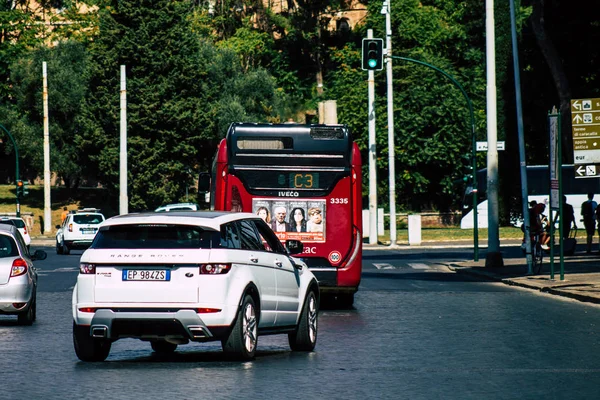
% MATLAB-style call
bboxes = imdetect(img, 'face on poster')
[252,199,326,242]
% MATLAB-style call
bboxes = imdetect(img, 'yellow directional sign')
[571,98,600,169]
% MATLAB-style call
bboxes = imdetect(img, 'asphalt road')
[2,246,600,399]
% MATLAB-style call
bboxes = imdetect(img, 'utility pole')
[509,0,532,274]
[120,65,128,215]
[43,62,51,233]
[485,0,503,266]
[381,0,396,246]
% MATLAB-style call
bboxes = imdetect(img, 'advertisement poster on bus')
[253,199,326,242]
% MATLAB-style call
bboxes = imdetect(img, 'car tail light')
[79,263,96,274]
[12,303,26,309]
[11,259,27,277]
[197,308,221,313]
[23,225,27,234]
[68,223,73,232]
[199,263,231,275]
[78,307,96,313]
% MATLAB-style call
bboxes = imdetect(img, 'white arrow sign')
[576,165,586,176]
[573,100,581,110]
[573,114,583,124]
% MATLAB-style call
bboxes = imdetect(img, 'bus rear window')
[92,225,220,249]
[237,137,293,150]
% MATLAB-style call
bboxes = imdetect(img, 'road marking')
[38,267,78,272]
[373,263,395,270]
[408,263,429,270]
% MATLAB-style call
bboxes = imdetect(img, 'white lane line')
[373,263,395,270]
[408,263,429,270]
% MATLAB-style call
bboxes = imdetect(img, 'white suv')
[56,209,105,255]
[72,211,319,361]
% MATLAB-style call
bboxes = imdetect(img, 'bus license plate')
[122,270,170,281]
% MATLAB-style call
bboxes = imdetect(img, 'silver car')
[0,224,47,325]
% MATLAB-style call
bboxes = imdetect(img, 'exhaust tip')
[91,325,108,338]
[188,327,207,339]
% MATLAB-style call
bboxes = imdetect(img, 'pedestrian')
[581,192,597,253]
[562,195,576,240]
[61,207,69,223]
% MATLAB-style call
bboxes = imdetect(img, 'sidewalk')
[446,247,600,306]
[363,238,600,305]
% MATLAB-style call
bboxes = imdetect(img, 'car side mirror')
[285,239,303,255]
[32,249,47,261]
[55,225,60,229]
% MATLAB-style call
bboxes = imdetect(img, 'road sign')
[574,163,600,178]
[476,141,505,151]
[571,98,600,165]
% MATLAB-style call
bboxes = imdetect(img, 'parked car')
[0,223,47,325]
[154,202,200,212]
[56,209,105,255]
[72,211,319,362]
[8,217,31,250]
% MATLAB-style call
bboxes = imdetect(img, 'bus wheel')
[336,293,354,308]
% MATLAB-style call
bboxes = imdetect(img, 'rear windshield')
[91,224,219,249]
[11,219,25,228]
[0,235,19,258]
[73,214,104,225]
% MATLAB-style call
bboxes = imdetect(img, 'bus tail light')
[199,263,231,275]
[11,259,27,277]
[79,263,96,274]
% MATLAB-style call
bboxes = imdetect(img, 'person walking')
[562,195,576,240]
[581,193,597,253]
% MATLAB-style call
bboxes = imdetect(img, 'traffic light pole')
[0,123,21,217]
[389,56,479,261]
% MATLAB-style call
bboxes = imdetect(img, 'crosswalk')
[371,262,446,271]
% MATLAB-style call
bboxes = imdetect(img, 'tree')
[6,42,90,186]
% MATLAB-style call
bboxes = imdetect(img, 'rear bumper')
[64,239,93,250]
[0,281,34,313]
[77,309,232,342]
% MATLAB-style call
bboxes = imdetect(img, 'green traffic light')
[368,59,377,68]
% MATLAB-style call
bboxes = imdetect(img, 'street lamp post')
[381,0,397,246]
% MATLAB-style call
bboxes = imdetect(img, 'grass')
[373,226,588,244]
[0,184,116,236]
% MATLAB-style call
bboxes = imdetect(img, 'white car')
[0,223,47,325]
[9,217,32,249]
[56,209,105,255]
[72,211,319,362]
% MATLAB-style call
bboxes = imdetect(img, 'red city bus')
[201,123,362,306]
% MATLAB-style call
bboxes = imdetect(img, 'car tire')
[56,240,63,255]
[17,295,35,326]
[73,322,111,362]
[288,290,318,352]
[151,340,178,353]
[63,242,70,255]
[222,294,258,360]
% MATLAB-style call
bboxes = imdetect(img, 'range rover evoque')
[72,211,319,361]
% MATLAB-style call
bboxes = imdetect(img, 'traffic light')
[22,181,29,196]
[16,180,23,198]
[361,38,384,71]
[462,154,474,183]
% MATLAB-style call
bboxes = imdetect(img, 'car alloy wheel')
[222,294,258,360]
[289,290,318,351]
